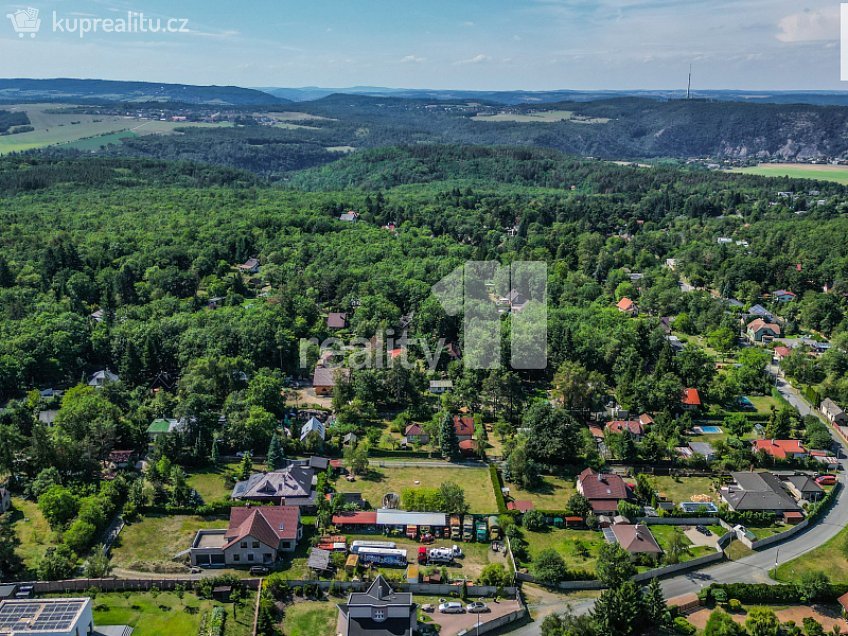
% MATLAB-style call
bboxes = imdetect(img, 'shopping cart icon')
[6,7,41,38]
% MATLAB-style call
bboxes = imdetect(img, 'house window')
[373,609,385,622]
[233,554,240,562]
[240,541,247,548]
[282,541,291,550]
[252,541,259,549]
[247,553,254,562]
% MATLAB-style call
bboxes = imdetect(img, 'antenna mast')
[687,64,692,100]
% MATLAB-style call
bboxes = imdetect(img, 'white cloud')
[400,55,426,64]
[454,53,491,65]
[776,8,839,43]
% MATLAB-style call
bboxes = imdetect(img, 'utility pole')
[687,64,692,100]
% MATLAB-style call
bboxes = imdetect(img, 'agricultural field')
[9,497,62,575]
[729,163,848,185]
[649,475,720,504]
[0,104,228,154]
[502,474,576,510]
[333,463,498,514]
[281,601,338,636]
[110,514,228,573]
[86,591,252,636]
[472,110,609,124]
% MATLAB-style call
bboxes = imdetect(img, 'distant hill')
[0,78,285,106]
[260,85,848,107]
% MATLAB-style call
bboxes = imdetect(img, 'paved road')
[509,371,848,634]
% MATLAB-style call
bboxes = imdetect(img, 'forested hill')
[0,78,283,105]
[288,145,848,196]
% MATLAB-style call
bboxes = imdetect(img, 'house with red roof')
[616,297,638,315]
[752,439,807,460]
[458,439,479,456]
[747,319,781,344]
[452,415,474,441]
[773,346,792,363]
[681,388,701,410]
[771,289,796,303]
[576,468,630,515]
[638,413,654,427]
[605,420,645,438]
[404,423,430,445]
[190,506,302,567]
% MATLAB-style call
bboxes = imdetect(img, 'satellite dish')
[383,493,400,509]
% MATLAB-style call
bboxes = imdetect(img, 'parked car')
[439,602,464,614]
[466,602,490,613]
[695,525,712,536]
[421,604,435,613]
[250,566,270,575]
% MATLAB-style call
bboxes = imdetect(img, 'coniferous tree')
[643,577,668,627]
[267,432,284,470]
[239,452,252,481]
[439,412,459,459]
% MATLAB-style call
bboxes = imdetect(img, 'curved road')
[512,370,848,635]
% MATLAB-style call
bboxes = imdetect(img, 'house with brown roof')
[681,388,702,410]
[190,505,302,567]
[773,346,792,363]
[616,297,637,315]
[404,423,429,445]
[452,415,474,441]
[610,524,663,556]
[237,258,260,274]
[576,468,630,515]
[747,319,781,343]
[327,312,348,329]
[605,420,645,438]
[313,366,351,396]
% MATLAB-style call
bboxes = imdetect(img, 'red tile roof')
[682,388,702,406]
[327,312,347,329]
[773,346,792,359]
[612,524,663,554]
[453,415,474,437]
[606,420,644,436]
[752,439,806,459]
[747,318,781,336]
[225,506,300,549]
[577,468,629,501]
[332,511,378,525]
[638,413,654,426]
[507,500,535,512]
[405,423,425,437]
[616,297,636,312]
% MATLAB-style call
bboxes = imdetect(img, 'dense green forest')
[0,110,30,134]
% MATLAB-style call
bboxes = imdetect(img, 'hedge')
[704,583,848,605]
[490,465,509,515]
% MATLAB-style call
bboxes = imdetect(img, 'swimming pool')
[694,425,723,434]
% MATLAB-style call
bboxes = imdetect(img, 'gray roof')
[723,472,800,512]
[688,442,715,457]
[785,475,823,495]
[231,464,316,505]
[307,548,332,571]
[822,398,845,417]
[347,576,413,608]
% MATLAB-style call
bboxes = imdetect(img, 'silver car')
[466,602,489,613]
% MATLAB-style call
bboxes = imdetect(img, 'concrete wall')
[632,551,725,582]
[457,606,528,636]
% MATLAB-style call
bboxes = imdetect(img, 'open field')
[9,497,62,574]
[503,474,576,510]
[282,601,337,636]
[521,528,605,577]
[333,464,497,513]
[729,163,848,185]
[0,104,228,153]
[648,475,719,504]
[84,591,252,636]
[472,110,609,124]
[111,514,228,572]
[773,523,847,583]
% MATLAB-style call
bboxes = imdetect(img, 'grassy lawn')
[86,591,252,636]
[730,163,848,186]
[649,525,717,561]
[748,525,790,540]
[725,540,754,561]
[774,525,848,583]
[648,476,719,504]
[282,600,337,636]
[186,460,267,503]
[521,528,605,577]
[111,514,228,572]
[746,395,779,414]
[9,497,62,575]
[334,465,497,513]
[504,474,576,510]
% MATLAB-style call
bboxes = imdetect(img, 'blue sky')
[0,0,844,90]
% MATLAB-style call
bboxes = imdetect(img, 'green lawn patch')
[503,474,576,510]
[649,525,716,562]
[333,464,497,513]
[9,497,63,575]
[282,600,337,636]
[87,591,252,636]
[773,524,848,584]
[521,528,605,577]
[648,476,718,504]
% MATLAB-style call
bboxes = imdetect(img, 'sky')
[0,0,845,91]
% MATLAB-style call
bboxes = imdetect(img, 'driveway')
[429,599,522,636]
[684,527,719,549]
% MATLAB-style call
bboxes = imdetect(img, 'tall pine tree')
[439,412,459,459]
[267,432,284,470]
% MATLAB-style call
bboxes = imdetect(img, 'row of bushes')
[807,481,841,522]
[490,465,510,515]
[703,582,848,605]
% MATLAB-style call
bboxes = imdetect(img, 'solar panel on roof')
[0,599,88,632]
